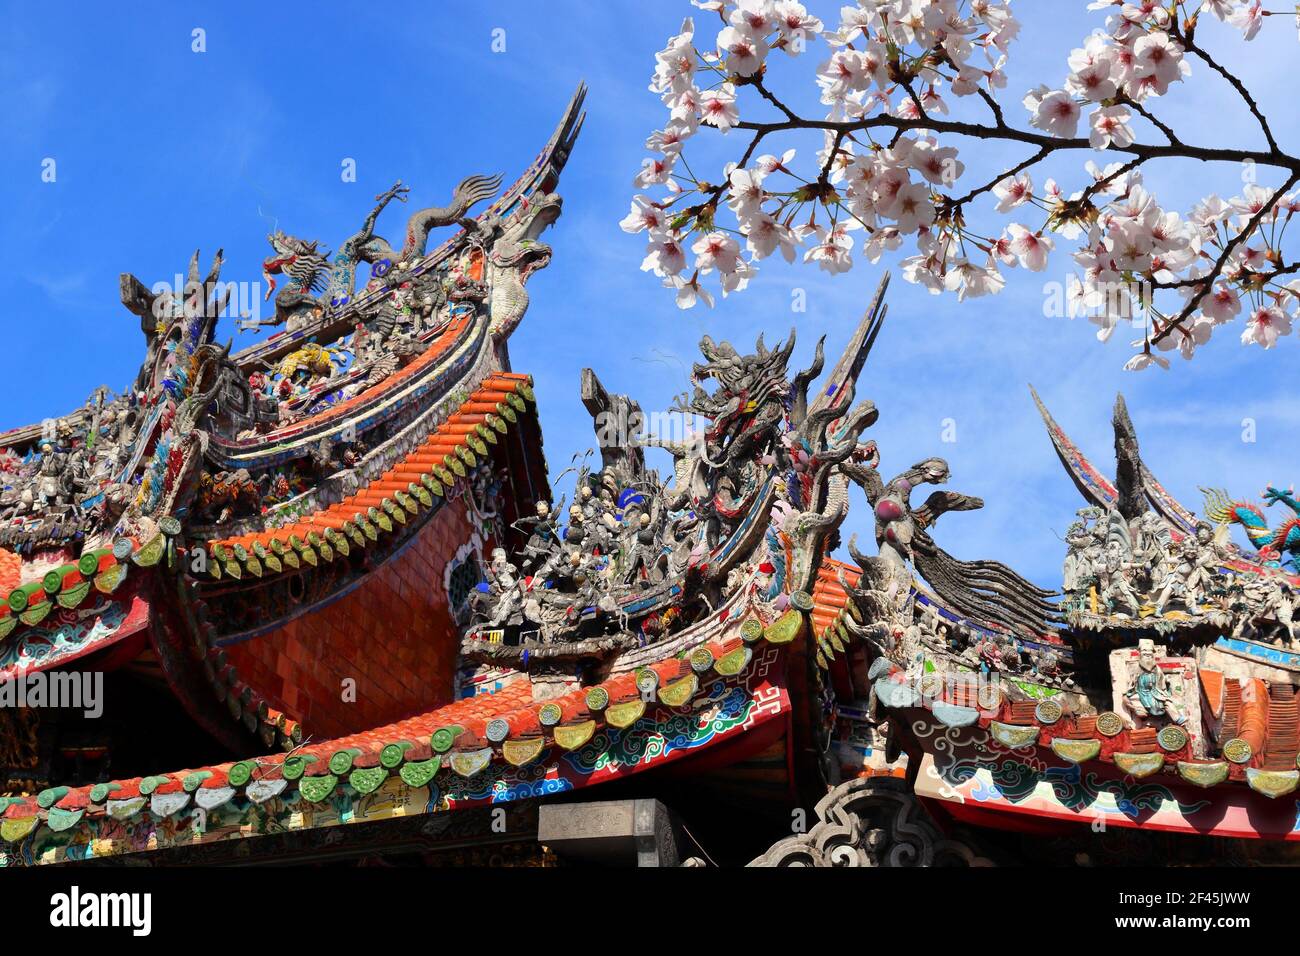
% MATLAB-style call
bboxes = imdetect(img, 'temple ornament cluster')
[0,82,1298,867]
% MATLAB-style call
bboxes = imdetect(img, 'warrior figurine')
[1151,522,1217,617]
[1099,542,1143,617]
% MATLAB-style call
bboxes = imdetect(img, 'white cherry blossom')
[1007,224,1054,270]
[717,26,769,76]
[1241,306,1291,347]
[691,231,742,274]
[992,172,1033,212]
[1089,105,1134,149]
[699,86,740,131]
[1028,89,1082,137]
[620,196,667,234]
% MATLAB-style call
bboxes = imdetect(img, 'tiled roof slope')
[203,372,534,579]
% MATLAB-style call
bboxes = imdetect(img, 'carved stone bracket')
[747,777,994,867]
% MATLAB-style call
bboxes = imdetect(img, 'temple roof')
[0,605,788,857]
[204,369,532,571]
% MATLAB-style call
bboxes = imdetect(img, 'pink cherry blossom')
[730,0,778,39]
[727,167,768,219]
[889,182,937,233]
[1029,89,1082,137]
[944,257,1006,300]
[646,122,694,155]
[756,149,796,176]
[1230,1,1265,41]
[670,274,715,309]
[620,196,667,234]
[699,86,740,132]
[1007,224,1055,271]
[1123,351,1170,371]
[651,19,697,95]
[717,26,769,76]
[633,155,676,188]
[803,224,855,274]
[1130,32,1186,98]
[691,231,742,274]
[774,1,823,45]
[1089,105,1134,149]
[641,234,687,277]
[910,140,964,186]
[1067,38,1117,102]
[745,213,798,262]
[1199,285,1242,324]
[816,49,875,104]
[1241,306,1292,347]
[992,172,1033,212]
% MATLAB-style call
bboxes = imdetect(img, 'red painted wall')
[224,497,479,739]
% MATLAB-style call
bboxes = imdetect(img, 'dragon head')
[263,231,331,300]
[914,457,951,486]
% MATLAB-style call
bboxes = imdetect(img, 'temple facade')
[2,84,1299,868]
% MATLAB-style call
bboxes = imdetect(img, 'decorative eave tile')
[195,787,237,811]
[553,721,596,751]
[1246,768,1299,799]
[150,791,191,818]
[1113,752,1165,778]
[107,797,147,819]
[45,807,85,831]
[1049,738,1101,764]
[1176,761,1229,788]
[246,778,288,804]
[606,700,646,729]
[501,737,546,767]
[398,758,440,789]
[0,816,38,842]
[449,748,493,778]
[990,722,1040,749]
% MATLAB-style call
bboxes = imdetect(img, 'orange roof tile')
[210,372,530,555]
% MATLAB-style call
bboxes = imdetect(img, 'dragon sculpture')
[465,288,886,669]
[254,172,503,331]
[1202,485,1300,571]
[481,191,563,342]
[260,234,332,331]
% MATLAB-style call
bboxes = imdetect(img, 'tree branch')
[732,112,1300,173]
[1151,169,1300,344]
[1178,29,1279,155]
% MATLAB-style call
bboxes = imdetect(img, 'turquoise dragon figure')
[1202,485,1300,571]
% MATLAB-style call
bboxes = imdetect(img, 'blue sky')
[1,1,1295,586]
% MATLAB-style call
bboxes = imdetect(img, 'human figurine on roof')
[513,500,561,574]
[1099,542,1143,617]
[1124,639,1185,726]
[1151,522,1218,617]
[976,634,1003,674]
[1239,575,1299,647]
[1062,518,1093,593]
[482,548,524,629]
[32,441,73,511]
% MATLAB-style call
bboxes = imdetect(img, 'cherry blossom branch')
[629,1,1300,366]
[1122,97,1183,147]
[1176,22,1280,154]
[730,113,1299,172]
[948,145,1051,207]
[1151,168,1300,345]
